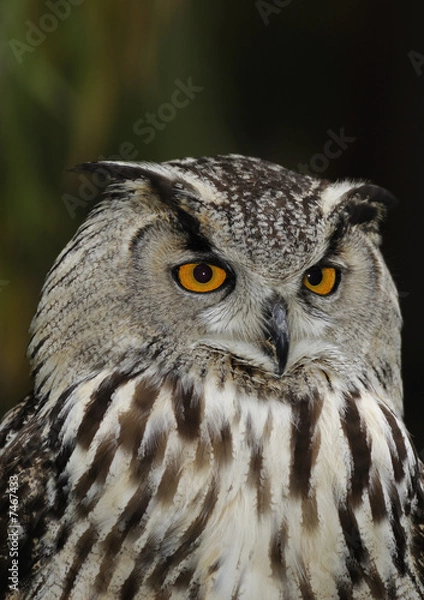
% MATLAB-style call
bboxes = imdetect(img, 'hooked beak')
[196,297,289,377]
[262,299,289,376]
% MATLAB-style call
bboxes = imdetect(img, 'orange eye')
[303,266,338,296]
[176,263,228,293]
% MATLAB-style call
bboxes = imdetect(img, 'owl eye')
[303,265,339,296]
[176,263,228,293]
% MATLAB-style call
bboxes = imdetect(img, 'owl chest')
[51,377,417,599]
[54,385,302,595]
[100,390,342,593]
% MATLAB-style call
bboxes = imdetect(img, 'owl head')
[28,155,402,413]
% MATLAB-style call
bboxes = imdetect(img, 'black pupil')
[193,263,213,284]
[307,266,323,286]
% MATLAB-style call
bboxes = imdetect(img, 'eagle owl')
[0,155,423,599]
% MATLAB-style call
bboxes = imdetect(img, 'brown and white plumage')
[0,155,423,599]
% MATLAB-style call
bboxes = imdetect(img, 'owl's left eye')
[175,263,228,293]
[303,265,339,296]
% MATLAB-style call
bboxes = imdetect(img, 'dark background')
[0,2,423,450]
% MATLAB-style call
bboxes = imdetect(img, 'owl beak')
[262,300,289,376]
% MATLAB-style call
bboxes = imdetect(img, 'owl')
[0,155,423,599]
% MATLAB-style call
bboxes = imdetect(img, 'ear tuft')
[328,182,398,248]
[341,183,398,234]
[70,160,181,205]
[348,184,398,210]
[71,161,151,182]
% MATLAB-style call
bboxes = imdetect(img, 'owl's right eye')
[174,262,228,293]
